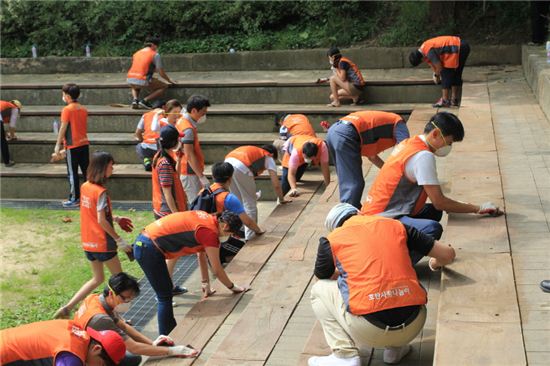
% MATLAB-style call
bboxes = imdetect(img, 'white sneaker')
[383,345,411,364]
[308,353,360,366]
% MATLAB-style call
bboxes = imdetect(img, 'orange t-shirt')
[61,102,89,150]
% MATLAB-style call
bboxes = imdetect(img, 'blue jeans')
[398,204,443,264]
[281,164,308,195]
[394,121,410,144]
[133,233,176,335]
[326,122,364,209]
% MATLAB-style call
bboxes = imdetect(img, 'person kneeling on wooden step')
[191,162,265,263]
[133,210,250,336]
[281,135,331,197]
[309,203,455,366]
[73,272,198,364]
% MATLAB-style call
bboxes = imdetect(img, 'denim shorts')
[85,250,117,262]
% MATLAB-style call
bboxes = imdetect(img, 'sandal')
[53,306,71,319]
[326,102,341,107]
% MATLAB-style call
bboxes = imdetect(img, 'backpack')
[190,186,227,213]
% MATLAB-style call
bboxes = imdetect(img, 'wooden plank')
[146,181,321,366]
[434,83,526,365]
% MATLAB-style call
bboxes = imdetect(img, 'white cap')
[325,203,359,232]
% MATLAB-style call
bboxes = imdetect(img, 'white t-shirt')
[225,156,277,177]
[403,135,439,185]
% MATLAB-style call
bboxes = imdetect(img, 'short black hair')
[151,99,166,109]
[424,112,465,142]
[186,95,211,113]
[274,112,288,127]
[219,210,243,234]
[261,144,278,161]
[62,83,80,100]
[103,272,140,297]
[145,35,160,47]
[409,50,423,67]
[302,142,319,158]
[327,47,341,57]
[212,162,234,183]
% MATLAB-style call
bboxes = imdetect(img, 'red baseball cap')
[86,327,126,365]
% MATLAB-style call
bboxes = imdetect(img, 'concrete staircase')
[0,47,516,204]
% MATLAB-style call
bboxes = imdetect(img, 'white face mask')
[304,157,313,165]
[434,144,452,157]
[62,95,66,103]
[114,301,131,313]
[197,115,207,124]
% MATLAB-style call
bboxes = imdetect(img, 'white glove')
[168,345,198,357]
[288,188,300,197]
[256,190,262,200]
[478,202,502,216]
[115,237,131,252]
[428,257,441,272]
[153,335,174,347]
[199,175,210,186]
[432,73,441,85]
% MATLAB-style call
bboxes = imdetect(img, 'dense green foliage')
[0,0,530,58]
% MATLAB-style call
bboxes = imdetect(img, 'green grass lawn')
[0,207,154,329]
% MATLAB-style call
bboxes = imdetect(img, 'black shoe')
[451,99,460,107]
[4,160,15,167]
[143,157,152,172]
[138,99,153,110]
[131,99,139,109]
[540,280,550,293]
[172,285,188,296]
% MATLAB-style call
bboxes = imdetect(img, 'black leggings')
[0,123,10,164]
[66,145,90,200]
[440,40,471,89]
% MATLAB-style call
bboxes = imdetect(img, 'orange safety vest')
[208,182,230,214]
[361,136,430,217]
[80,182,117,253]
[281,135,325,168]
[152,156,188,216]
[0,100,18,124]
[339,56,365,86]
[127,47,157,81]
[0,320,90,365]
[73,294,110,330]
[340,111,403,157]
[61,103,89,150]
[141,110,166,144]
[225,146,272,176]
[144,210,219,259]
[176,116,205,176]
[282,114,316,137]
[419,36,461,69]
[328,215,427,315]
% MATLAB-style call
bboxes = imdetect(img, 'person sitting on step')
[309,203,455,366]
[73,272,198,364]
[320,47,366,107]
[135,99,167,171]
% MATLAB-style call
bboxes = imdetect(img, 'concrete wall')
[1,45,522,74]
[522,45,550,121]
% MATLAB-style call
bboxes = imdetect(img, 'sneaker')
[383,345,411,364]
[451,98,460,107]
[540,280,550,293]
[172,285,188,296]
[62,199,80,208]
[308,354,360,366]
[4,160,15,167]
[432,98,451,108]
[138,99,153,110]
[143,157,152,172]
[131,99,139,109]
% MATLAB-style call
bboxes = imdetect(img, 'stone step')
[8,132,299,164]
[17,103,415,133]
[0,46,521,74]
[0,69,441,105]
[0,163,293,201]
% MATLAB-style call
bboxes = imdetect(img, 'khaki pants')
[310,280,427,358]
[180,174,202,206]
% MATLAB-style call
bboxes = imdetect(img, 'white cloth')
[180,174,202,206]
[225,156,277,177]
[8,108,18,128]
[404,135,439,185]
[228,167,258,240]
[310,280,426,358]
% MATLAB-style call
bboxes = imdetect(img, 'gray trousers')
[228,168,258,240]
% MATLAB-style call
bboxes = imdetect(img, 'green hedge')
[0,0,530,58]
